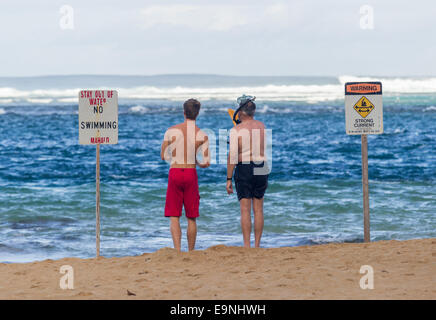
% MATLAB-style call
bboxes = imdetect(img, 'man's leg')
[240,198,252,248]
[252,198,264,248]
[187,217,197,251]
[170,216,182,252]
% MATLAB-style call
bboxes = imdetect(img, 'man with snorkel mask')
[227,95,269,248]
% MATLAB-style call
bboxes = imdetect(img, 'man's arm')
[226,127,239,194]
[161,131,170,161]
[226,152,236,194]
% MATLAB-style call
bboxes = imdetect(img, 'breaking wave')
[0,75,435,104]
[338,75,436,94]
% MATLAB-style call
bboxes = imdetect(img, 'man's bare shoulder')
[167,123,184,131]
[234,122,246,131]
[254,120,266,128]
[234,120,265,130]
[164,124,184,139]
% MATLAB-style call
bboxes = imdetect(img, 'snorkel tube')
[233,94,256,125]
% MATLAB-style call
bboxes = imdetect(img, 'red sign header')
[345,82,382,95]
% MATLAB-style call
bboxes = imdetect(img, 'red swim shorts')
[164,168,200,218]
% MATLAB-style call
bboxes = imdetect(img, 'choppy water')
[0,75,435,262]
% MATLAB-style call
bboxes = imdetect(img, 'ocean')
[0,75,435,262]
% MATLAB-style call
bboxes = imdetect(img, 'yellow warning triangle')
[354,96,375,118]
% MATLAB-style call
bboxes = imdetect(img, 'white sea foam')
[0,76,434,103]
[117,84,344,102]
[128,105,149,114]
[57,98,77,103]
[424,106,436,112]
[0,84,344,103]
[393,128,407,134]
[338,75,436,94]
[26,98,53,104]
[0,108,6,115]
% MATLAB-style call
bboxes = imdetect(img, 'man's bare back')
[161,120,209,168]
[230,119,266,164]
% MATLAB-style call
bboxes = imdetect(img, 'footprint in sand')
[127,289,136,296]
[187,273,201,277]
[75,291,93,297]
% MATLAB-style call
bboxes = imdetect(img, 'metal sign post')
[79,90,118,257]
[345,82,383,242]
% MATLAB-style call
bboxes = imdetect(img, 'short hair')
[184,99,201,120]
[240,101,256,117]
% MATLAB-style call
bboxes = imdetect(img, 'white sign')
[345,82,383,135]
[79,90,118,144]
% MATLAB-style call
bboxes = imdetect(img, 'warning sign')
[79,90,118,144]
[354,96,375,118]
[345,82,383,135]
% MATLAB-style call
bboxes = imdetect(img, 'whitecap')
[257,104,269,113]
[424,106,436,112]
[393,128,406,134]
[128,105,149,114]
[26,98,53,104]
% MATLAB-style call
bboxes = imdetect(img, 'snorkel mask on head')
[233,94,256,124]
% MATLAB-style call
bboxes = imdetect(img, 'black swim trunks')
[234,161,269,201]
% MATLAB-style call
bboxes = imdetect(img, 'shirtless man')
[226,95,269,248]
[161,99,210,251]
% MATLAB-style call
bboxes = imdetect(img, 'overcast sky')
[0,0,435,77]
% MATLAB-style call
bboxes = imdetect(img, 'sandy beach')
[0,238,434,300]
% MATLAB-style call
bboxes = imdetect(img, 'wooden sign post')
[361,134,370,242]
[96,143,101,256]
[79,90,118,257]
[345,82,383,242]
